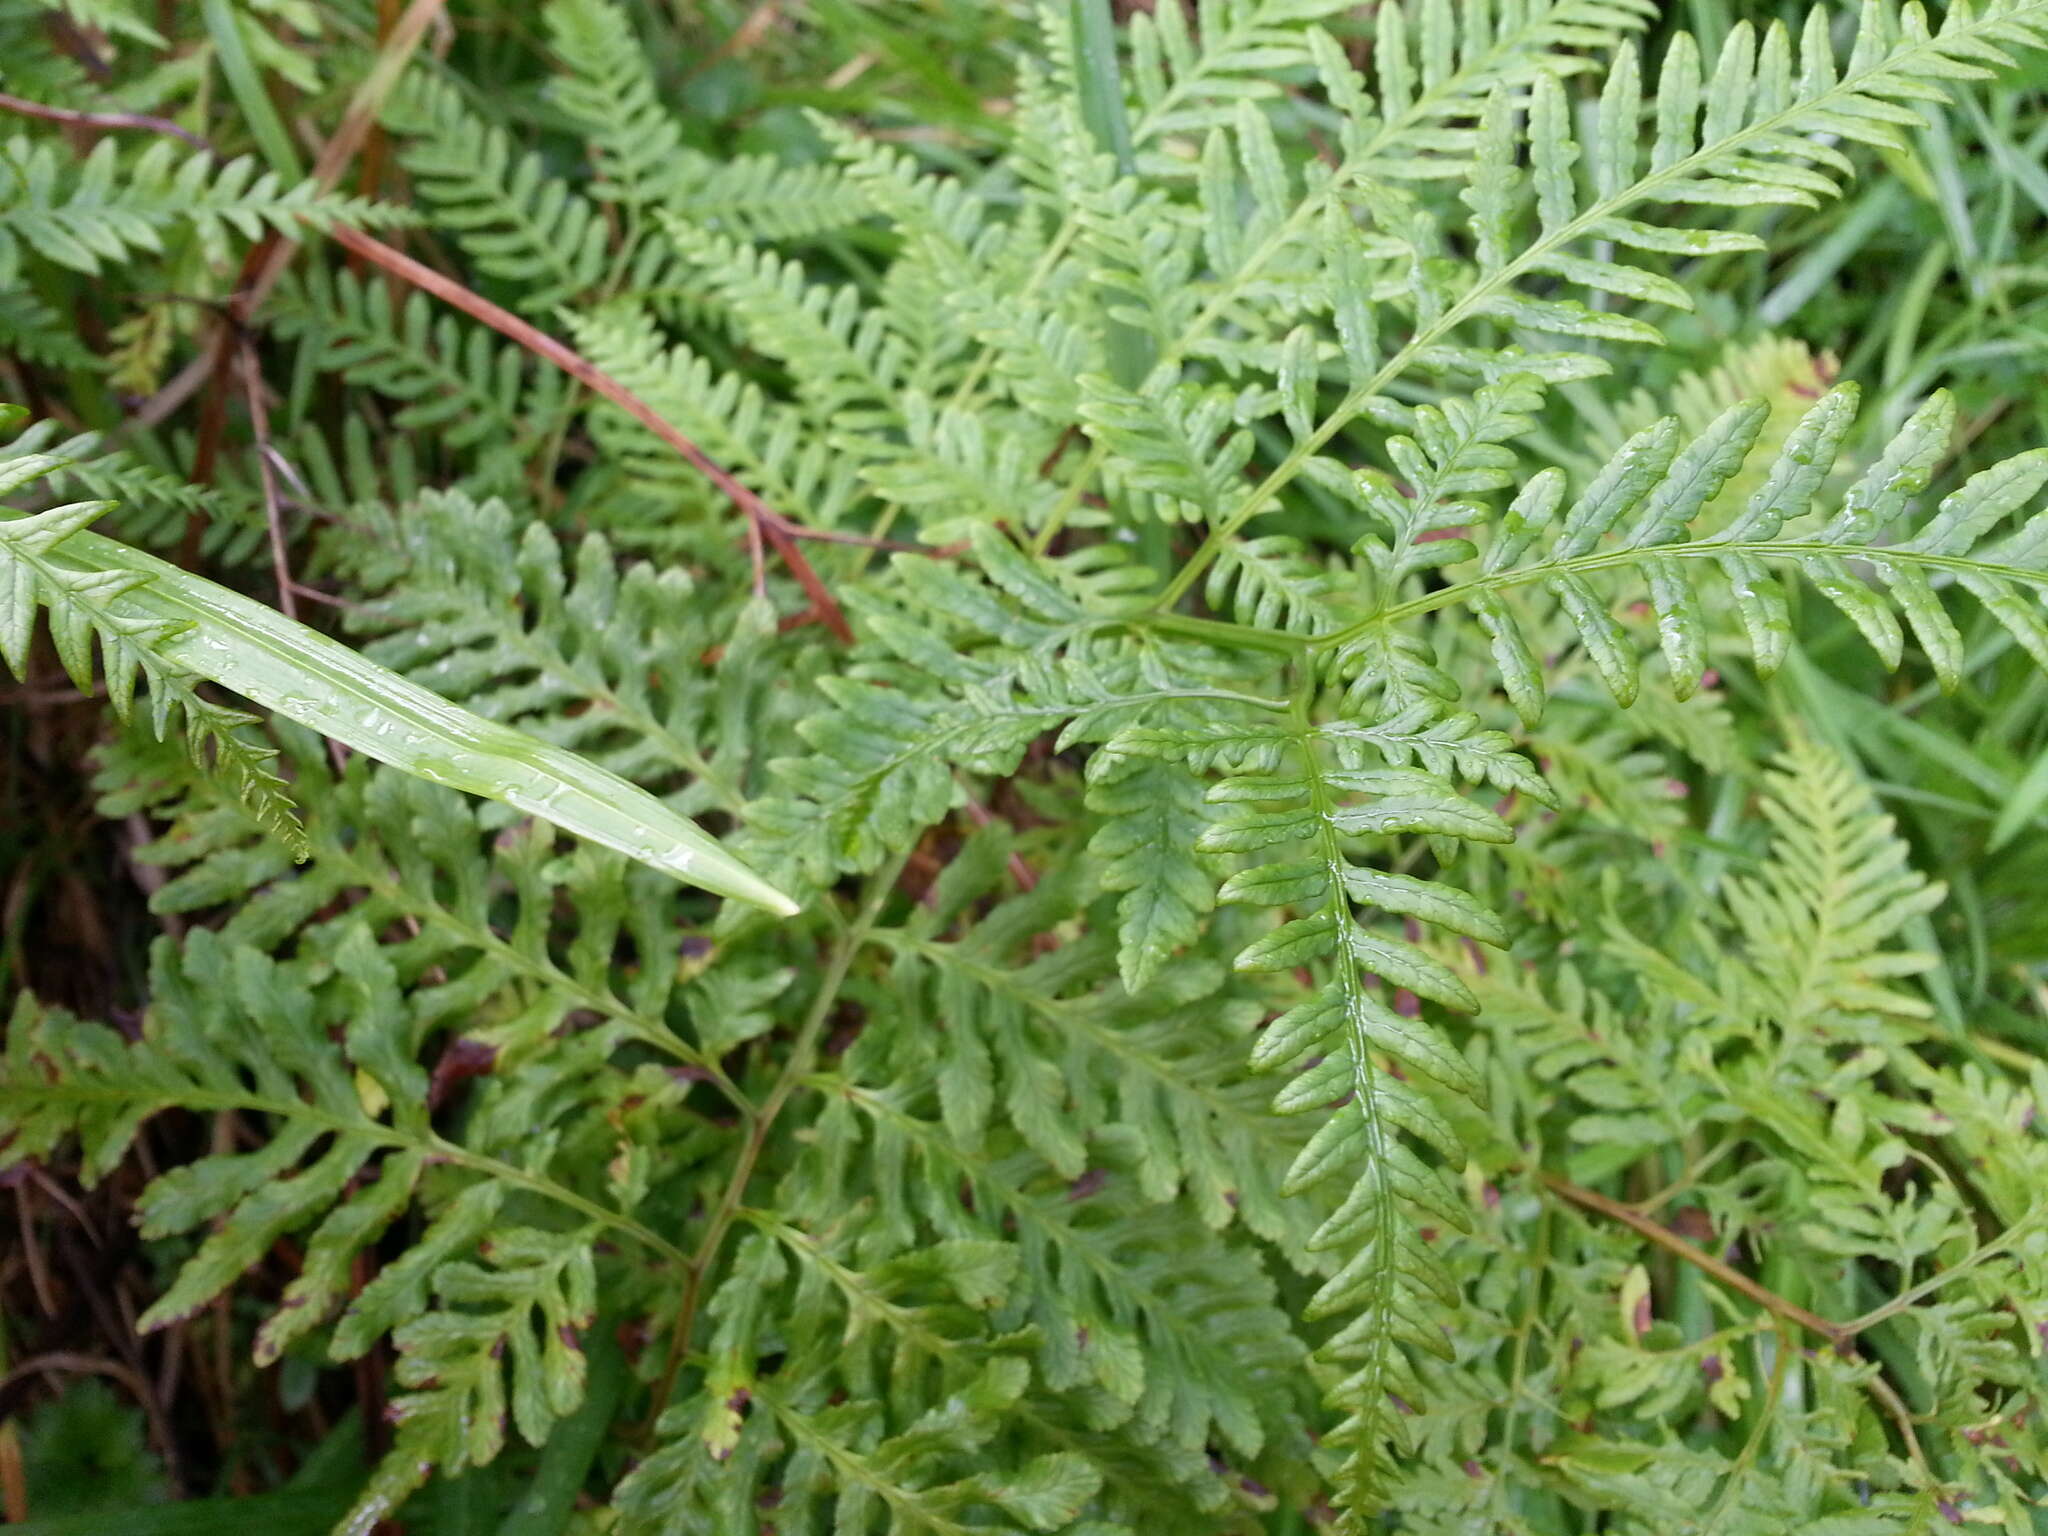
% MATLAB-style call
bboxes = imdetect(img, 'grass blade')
[45,526,799,916]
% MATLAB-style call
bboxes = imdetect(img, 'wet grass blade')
[47,526,799,916]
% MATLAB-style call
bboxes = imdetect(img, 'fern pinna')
[9,0,2048,1529]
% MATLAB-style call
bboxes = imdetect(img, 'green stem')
[6,1078,685,1265]
[639,854,908,1434]
[1296,708,1402,1493]
[1311,537,2048,655]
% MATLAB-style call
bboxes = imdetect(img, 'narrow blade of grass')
[46,525,799,916]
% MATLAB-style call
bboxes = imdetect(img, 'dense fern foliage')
[7,0,2048,1530]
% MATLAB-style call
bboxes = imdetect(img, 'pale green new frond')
[1719,732,1946,1029]
[1469,949,1703,1179]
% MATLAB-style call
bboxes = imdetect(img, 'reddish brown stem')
[1542,1173,1848,1349]
[0,90,208,147]
[961,791,1037,891]
[323,222,857,642]
[133,0,449,434]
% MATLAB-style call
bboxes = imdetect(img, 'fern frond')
[632,1345,1103,1536]
[1092,652,1538,1519]
[747,536,1279,895]
[1634,731,1949,1035]
[860,395,1069,541]
[1125,0,1655,151]
[1160,0,2048,600]
[542,1,869,243]
[1327,384,2048,715]
[1171,715,1513,1508]
[0,287,98,369]
[825,1072,1314,1443]
[1085,752,1218,992]
[274,268,570,455]
[98,735,772,1103]
[358,1225,601,1526]
[543,0,683,210]
[1115,0,1356,142]
[661,217,914,432]
[567,304,867,535]
[0,931,667,1531]
[333,491,746,810]
[384,77,609,309]
[1202,534,1350,636]
[0,456,308,855]
[0,413,255,557]
[661,152,872,242]
[1079,374,1254,524]
[825,119,1085,430]
[0,134,404,288]
[869,857,1317,1242]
